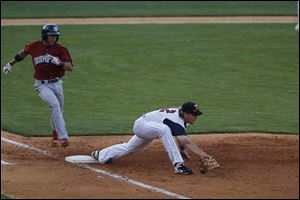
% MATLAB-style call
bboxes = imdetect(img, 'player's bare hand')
[47,54,62,65]
[3,63,12,74]
[180,149,192,160]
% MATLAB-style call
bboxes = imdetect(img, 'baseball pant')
[34,79,69,139]
[98,116,184,165]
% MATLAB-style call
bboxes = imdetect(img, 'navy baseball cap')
[181,102,203,116]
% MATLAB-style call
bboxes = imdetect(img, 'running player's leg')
[51,80,65,136]
[36,83,68,139]
[97,135,151,164]
[53,80,64,114]
[50,80,65,145]
[136,121,184,166]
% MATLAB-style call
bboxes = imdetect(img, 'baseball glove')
[200,155,220,170]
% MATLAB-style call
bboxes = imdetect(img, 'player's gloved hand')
[48,54,62,66]
[3,63,12,74]
[200,155,220,170]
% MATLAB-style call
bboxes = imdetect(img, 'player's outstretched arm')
[3,50,28,74]
[176,135,208,160]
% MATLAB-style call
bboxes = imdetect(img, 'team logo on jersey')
[159,108,176,113]
[33,54,52,65]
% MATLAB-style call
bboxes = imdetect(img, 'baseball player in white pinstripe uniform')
[91,102,219,175]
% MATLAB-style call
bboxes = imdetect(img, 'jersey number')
[159,109,176,113]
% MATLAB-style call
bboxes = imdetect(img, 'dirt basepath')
[1,16,297,25]
[1,131,299,199]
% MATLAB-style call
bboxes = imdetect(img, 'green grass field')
[1,194,12,199]
[1,1,297,18]
[1,24,298,136]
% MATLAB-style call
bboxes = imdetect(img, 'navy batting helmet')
[41,24,61,41]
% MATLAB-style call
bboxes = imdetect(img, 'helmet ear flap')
[42,34,48,41]
[41,29,46,41]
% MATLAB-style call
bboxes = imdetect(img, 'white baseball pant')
[98,116,184,165]
[34,79,69,139]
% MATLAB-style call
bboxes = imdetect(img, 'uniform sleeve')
[163,118,186,136]
[23,42,35,54]
[60,47,73,64]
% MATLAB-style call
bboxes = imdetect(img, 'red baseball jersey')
[24,41,73,80]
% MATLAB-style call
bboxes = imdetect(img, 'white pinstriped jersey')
[143,108,187,130]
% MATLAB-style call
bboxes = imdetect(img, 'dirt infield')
[1,131,299,199]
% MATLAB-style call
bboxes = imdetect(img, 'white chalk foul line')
[1,160,14,165]
[1,136,190,199]
[82,164,190,199]
[1,136,57,158]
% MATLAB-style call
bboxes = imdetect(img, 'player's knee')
[49,101,60,110]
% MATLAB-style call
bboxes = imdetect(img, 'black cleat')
[91,150,100,160]
[174,163,193,175]
[104,158,113,164]
[91,150,112,164]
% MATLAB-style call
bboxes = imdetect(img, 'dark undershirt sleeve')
[163,118,186,136]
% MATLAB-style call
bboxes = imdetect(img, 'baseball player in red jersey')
[91,102,220,175]
[3,24,73,148]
